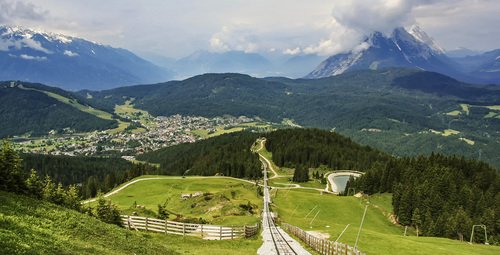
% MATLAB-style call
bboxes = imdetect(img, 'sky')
[1,0,499,59]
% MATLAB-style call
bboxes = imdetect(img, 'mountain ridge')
[0,25,173,90]
[306,26,499,84]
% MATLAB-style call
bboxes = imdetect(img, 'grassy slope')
[0,191,261,255]
[92,176,262,225]
[272,189,500,255]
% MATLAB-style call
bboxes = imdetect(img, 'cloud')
[0,0,48,23]
[0,36,52,54]
[304,0,442,56]
[283,47,302,56]
[63,50,78,57]
[209,25,260,53]
[19,53,47,60]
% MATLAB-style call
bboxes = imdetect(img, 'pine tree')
[25,169,43,198]
[53,183,65,205]
[96,194,122,226]
[0,140,25,192]
[42,175,56,202]
[64,184,81,211]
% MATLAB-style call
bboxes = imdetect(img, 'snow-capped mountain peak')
[0,24,172,90]
[306,26,456,79]
[405,25,445,54]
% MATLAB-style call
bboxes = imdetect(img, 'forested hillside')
[137,132,262,178]
[21,154,157,198]
[348,154,499,243]
[0,81,117,138]
[265,128,391,170]
[82,69,500,168]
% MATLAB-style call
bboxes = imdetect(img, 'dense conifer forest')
[265,128,392,170]
[348,154,499,243]
[137,132,262,179]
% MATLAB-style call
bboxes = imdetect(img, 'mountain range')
[0,25,172,90]
[1,25,498,90]
[3,68,498,166]
[306,26,500,85]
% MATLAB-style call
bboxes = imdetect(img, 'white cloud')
[210,25,260,53]
[1,0,499,58]
[283,47,302,56]
[0,0,48,23]
[63,50,78,57]
[19,53,47,60]
[0,37,52,53]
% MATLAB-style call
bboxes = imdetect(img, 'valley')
[1,4,499,254]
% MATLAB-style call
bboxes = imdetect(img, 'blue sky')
[1,0,499,58]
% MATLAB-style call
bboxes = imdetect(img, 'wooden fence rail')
[282,223,366,255]
[121,215,259,240]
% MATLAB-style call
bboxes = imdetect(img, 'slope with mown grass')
[272,189,500,255]
[0,191,261,255]
[89,176,262,226]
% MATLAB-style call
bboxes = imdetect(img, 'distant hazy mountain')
[306,26,463,80]
[173,50,273,79]
[0,25,172,90]
[446,47,483,58]
[452,49,500,84]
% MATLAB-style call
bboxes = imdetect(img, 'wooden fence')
[121,215,259,240]
[282,223,366,255]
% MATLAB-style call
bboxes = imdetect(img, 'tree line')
[21,154,158,198]
[265,128,391,170]
[348,154,499,244]
[137,132,263,179]
[0,141,122,225]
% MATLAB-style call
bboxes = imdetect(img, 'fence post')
[164,220,167,234]
[244,225,247,238]
[183,223,186,236]
[345,243,348,255]
[145,217,148,232]
[220,226,223,240]
[127,215,131,229]
[231,226,234,240]
[201,224,204,238]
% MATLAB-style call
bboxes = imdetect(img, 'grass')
[43,91,114,120]
[0,191,261,255]
[191,126,244,139]
[460,104,470,115]
[485,105,500,111]
[114,99,155,128]
[446,110,461,116]
[442,129,460,136]
[92,176,262,226]
[273,189,499,255]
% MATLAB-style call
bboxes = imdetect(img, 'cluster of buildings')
[15,115,255,157]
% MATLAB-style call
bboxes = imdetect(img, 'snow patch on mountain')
[64,50,78,57]
[406,25,445,54]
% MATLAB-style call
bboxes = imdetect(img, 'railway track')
[259,145,307,255]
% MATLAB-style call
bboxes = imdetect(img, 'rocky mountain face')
[0,25,172,90]
[305,26,499,84]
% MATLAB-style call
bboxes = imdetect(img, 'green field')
[272,190,499,255]
[94,176,262,225]
[0,191,261,255]
[114,99,155,129]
